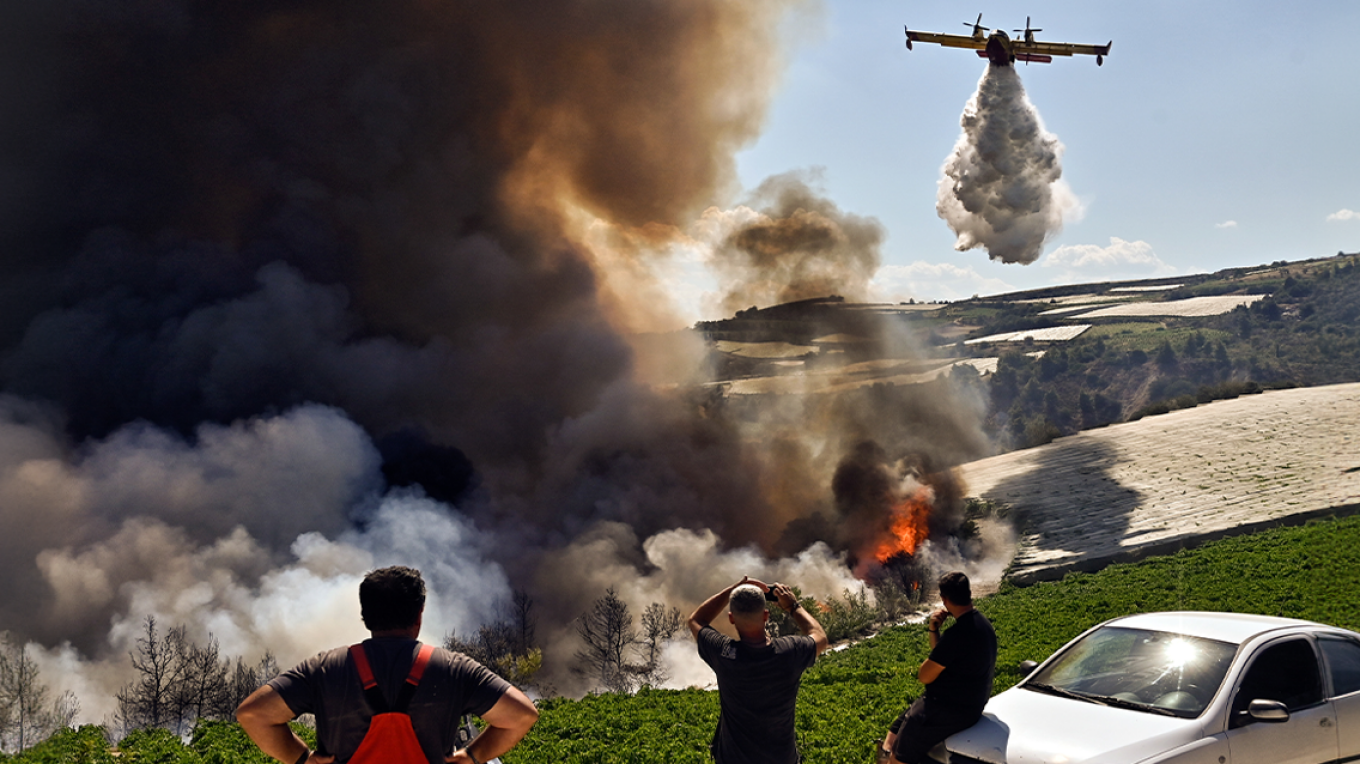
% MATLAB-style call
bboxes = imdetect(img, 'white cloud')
[1041,237,1177,283]
[1215,220,1238,229]
[1327,209,1359,222]
[870,261,1015,303]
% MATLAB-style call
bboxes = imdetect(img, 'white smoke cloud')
[1328,209,1359,222]
[910,517,1016,596]
[530,523,866,694]
[1042,237,1177,282]
[0,403,510,724]
[1215,220,1238,229]
[936,65,1081,265]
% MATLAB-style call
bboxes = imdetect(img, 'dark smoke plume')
[0,0,1006,711]
[936,65,1078,264]
[0,0,810,709]
[712,172,883,316]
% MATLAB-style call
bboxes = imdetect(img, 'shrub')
[6,726,115,764]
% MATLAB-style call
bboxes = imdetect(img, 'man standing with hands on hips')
[689,576,830,763]
[880,571,996,764]
[236,566,538,764]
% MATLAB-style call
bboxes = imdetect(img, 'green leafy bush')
[4,726,115,764]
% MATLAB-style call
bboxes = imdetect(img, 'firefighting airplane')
[904,14,1111,67]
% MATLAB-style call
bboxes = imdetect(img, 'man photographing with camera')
[688,577,829,764]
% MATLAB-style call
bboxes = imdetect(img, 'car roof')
[1104,611,1323,644]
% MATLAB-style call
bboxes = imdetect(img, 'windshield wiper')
[1080,694,1181,717]
[1024,682,1109,705]
[1026,684,1185,717]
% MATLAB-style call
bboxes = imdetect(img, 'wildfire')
[872,487,933,563]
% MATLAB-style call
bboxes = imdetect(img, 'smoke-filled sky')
[9,0,1345,721]
[736,0,1360,305]
[0,0,1020,718]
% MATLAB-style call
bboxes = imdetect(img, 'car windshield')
[1025,626,1237,718]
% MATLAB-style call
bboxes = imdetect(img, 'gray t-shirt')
[269,638,511,764]
[697,626,818,764]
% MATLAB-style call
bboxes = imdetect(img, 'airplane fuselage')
[984,31,1013,66]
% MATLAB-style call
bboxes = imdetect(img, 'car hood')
[945,687,1205,764]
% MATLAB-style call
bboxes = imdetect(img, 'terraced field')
[960,382,1360,583]
[1069,294,1264,318]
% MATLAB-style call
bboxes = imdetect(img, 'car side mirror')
[1247,699,1290,723]
[1018,660,1039,677]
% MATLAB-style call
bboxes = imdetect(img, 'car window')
[1027,626,1235,718]
[1232,638,1322,723]
[1318,636,1360,697]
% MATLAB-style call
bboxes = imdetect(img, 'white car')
[938,611,1360,764]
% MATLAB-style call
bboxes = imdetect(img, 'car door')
[1222,637,1337,764]
[1317,634,1360,760]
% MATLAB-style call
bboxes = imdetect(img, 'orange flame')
[872,488,932,563]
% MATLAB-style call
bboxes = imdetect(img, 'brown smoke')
[0,0,802,670]
[0,0,1006,708]
[711,173,884,315]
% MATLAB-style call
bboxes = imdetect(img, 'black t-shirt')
[696,626,818,764]
[925,609,997,718]
[270,638,511,764]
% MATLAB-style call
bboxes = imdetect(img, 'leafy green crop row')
[8,514,1360,763]
[509,513,1360,763]
[0,721,313,764]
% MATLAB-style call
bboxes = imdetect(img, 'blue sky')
[731,0,1360,302]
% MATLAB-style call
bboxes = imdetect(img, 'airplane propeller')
[963,13,989,35]
[1013,16,1042,39]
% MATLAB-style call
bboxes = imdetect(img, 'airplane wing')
[1011,39,1112,59]
[904,29,986,51]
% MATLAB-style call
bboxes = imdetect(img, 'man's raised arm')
[772,583,828,655]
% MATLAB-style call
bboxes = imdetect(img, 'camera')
[764,589,779,602]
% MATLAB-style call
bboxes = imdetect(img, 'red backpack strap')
[393,643,435,713]
[350,644,377,687]
[407,643,435,685]
[349,643,391,714]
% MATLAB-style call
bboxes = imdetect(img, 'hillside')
[961,382,1360,583]
[696,252,1360,451]
[6,255,1358,760]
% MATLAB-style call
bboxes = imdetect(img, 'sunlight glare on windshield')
[1164,637,1198,667]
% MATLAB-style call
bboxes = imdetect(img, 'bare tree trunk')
[511,589,536,656]
[574,588,638,693]
[175,634,229,733]
[0,633,64,753]
[118,616,188,733]
[224,652,277,716]
[635,603,682,687]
